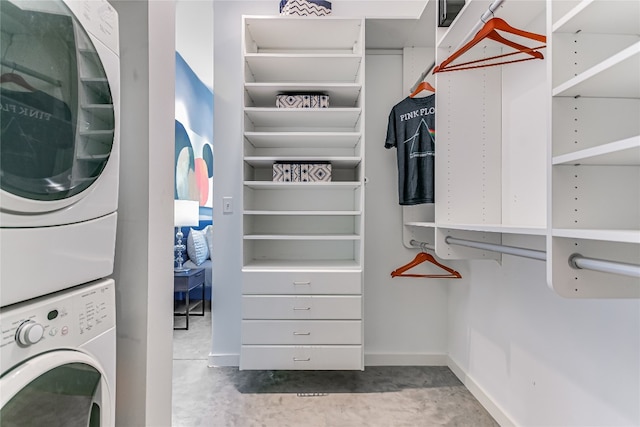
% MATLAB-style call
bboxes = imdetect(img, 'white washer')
[0,0,120,306]
[0,278,116,426]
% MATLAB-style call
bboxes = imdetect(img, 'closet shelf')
[244,16,362,52]
[553,0,640,34]
[245,54,362,83]
[405,222,436,228]
[552,136,640,166]
[436,0,546,49]
[552,41,640,98]
[437,223,547,236]
[552,228,640,244]
[245,83,361,108]
[244,108,362,129]
[244,181,361,190]
[245,132,362,149]
[244,210,361,216]
[244,233,361,241]
[244,156,361,168]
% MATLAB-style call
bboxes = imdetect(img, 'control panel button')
[16,321,45,346]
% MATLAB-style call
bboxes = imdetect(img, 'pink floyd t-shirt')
[385,95,435,205]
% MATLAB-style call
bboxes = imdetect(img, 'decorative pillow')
[203,225,213,259]
[186,228,209,265]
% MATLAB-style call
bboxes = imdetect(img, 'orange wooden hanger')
[434,17,546,73]
[391,252,461,279]
[410,81,435,98]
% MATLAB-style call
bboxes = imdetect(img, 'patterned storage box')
[279,0,332,16]
[273,163,300,182]
[276,93,329,109]
[273,162,332,182]
[300,162,331,182]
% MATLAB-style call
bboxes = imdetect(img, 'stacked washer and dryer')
[0,1,120,425]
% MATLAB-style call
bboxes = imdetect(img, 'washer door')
[0,0,115,213]
[0,351,112,427]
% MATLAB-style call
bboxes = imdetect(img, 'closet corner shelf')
[551,41,640,98]
[244,181,361,190]
[437,223,547,236]
[552,136,640,166]
[552,228,640,244]
[552,0,640,34]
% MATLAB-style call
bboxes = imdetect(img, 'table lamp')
[174,200,199,271]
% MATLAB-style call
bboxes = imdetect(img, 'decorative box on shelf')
[276,93,329,108]
[279,0,332,16]
[273,162,332,182]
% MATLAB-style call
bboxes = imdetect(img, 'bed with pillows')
[175,221,213,302]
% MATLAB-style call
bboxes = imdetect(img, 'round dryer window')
[0,0,115,202]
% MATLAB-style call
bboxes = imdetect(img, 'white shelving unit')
[240,16,365,370]
[430,0,548,261]
[548,0,640,298]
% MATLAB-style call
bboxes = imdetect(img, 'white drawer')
[242,295,361,320]
[240,345,363,370]
[242,320,362,345]
[243,270,361,295]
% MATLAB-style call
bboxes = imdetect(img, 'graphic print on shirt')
[385,95,436,206]
[404,117,435,159]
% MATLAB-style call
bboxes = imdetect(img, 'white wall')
[176,1,214,90]
[448,234,640,426]
[110,1,176,426]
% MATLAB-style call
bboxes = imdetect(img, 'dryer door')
[0,0,115,213]
[0,350,112,427]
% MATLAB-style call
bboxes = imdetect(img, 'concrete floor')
[172,310,498,427]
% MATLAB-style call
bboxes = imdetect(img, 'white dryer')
[0,0,120,306]
[0,278,116,426]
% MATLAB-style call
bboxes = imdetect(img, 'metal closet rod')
[1,59,62,87]
[410,238,640,278]
[410,0,506,93]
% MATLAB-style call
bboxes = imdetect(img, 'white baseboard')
[364,352,448,366]
[208,353,239,367]
[446,356,515,427]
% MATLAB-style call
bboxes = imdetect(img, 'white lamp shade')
[174,200,199,227]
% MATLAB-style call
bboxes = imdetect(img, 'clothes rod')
[1,59,62,87]
[410,239,435,252]
[445,236,546,261]
[569,254,640,279]
[445,236,640,278]
[410,0,505,93]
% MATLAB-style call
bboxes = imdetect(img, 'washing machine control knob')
[16,321,45,346]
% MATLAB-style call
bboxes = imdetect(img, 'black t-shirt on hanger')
[385,94,435,205]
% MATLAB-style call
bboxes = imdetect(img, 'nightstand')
[173,267,205,330]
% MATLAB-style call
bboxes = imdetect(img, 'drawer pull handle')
[293,307,311,311]
[293,332,311,336]
[293,357,311,362]
[293,281,311,286]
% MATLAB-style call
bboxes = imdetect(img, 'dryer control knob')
[16,321,45,346]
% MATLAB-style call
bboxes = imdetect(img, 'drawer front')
[240,345,363,370]
[243,271,361,295]
[242,320,362,345]
[242,295,361,320]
